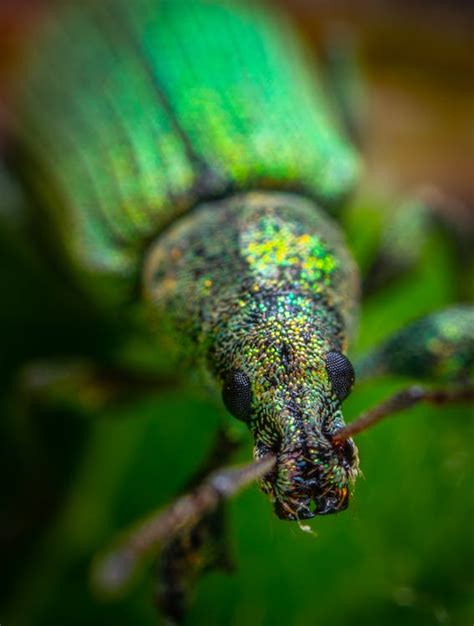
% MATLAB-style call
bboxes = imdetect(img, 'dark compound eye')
[325,351,355,401]
[222,370,252,421]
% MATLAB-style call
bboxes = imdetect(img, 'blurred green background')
[0,1,473,625]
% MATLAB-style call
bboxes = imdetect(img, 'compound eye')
[325,351,355,401]
[222,370,252,421]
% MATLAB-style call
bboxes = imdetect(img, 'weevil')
[1,0,473,623]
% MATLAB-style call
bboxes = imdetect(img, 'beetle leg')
[154,499,232,625]
[91,428,275,620]
[19,359,178,412]
[355,305,474,383]
[362,187,474,296]
[154,427,240,624]
[1,359,178,570]
[344,305,474,439]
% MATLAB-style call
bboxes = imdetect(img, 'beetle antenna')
[333,384,474,443]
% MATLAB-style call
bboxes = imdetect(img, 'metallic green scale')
[14,0,359,295]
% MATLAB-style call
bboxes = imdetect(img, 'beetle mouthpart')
[273,486,350,521]
[274,498,314,521]
[268,443,356,521]
[313,488,350,516]
[254,430,358,522]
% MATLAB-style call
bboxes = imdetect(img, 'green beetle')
[10,0,365,521]
[1,0,473,622]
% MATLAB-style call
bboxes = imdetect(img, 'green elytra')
[9,0,472,525]
[15,0,359,283]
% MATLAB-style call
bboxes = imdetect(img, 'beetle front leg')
[343,306,474,440]
[154,427,241,625]
[92,428,275,624]
[356,305,473,383]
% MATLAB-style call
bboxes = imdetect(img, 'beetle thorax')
[143,191,359,363]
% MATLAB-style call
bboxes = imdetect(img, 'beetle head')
[214,298,359,520]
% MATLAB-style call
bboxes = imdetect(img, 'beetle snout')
[254,431,357,521]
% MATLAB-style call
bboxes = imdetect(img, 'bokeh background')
[0,1,473,625]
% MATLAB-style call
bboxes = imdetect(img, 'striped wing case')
[12,0,359,294]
